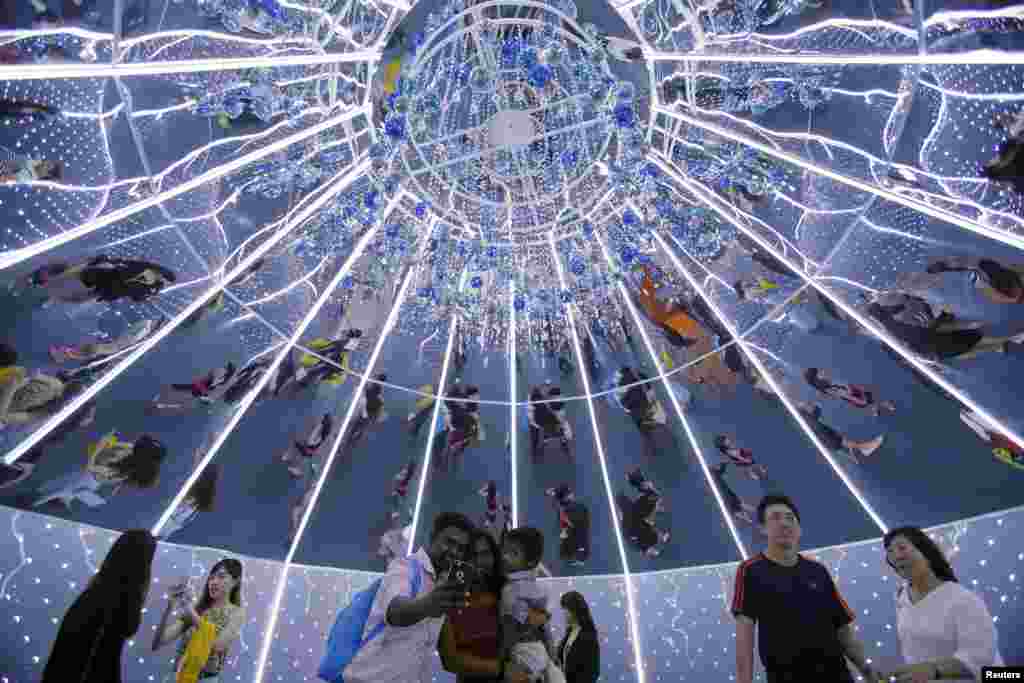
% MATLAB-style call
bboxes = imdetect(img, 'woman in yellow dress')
[152,559,247,683]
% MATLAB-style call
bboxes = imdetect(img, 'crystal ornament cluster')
[369,0,645,244]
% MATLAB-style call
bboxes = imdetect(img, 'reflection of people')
[796,402,884,465]
[803,368,895,416]
[0,345,67,429]
[27,255,175,305]
[280,412,333,478]
[528,384,571,461]
[714,435,768,480]
[50,318,163,364]
[160,456,220,541]
[33,433,166,509]
[152,559,247,683]
[41,529,157,683]
[866,292,1024,361]
[960,410,1024,470]
[732,495,879,683]
[555,591,600,683]
[882,526,1004,682]
[546,484,590,566]
[147,362,237,415]
[710,463,758,525]
[616,469,670,557]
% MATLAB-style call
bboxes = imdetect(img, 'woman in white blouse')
[883,526,1003,682]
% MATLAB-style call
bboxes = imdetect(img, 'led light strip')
[0,51,381,80]
[254,213,431,682]
[646,50,1024,65]
[593,229,750,559]
[653,108,1024,253]
[509,279,520,529]
[0,107,369,272]
[1,159,371,465]
[407,316,460,556]
[548,233,647,683]
[650,229,890,533]
[151,218,384,535]
[652,152,1024,456]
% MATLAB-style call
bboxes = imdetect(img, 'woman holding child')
[438,528,552,683]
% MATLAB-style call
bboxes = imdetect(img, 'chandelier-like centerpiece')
[370,0,648,245]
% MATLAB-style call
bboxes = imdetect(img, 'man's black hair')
[756,494,801,525]
[504,527,545,567]
[431,511,475,541]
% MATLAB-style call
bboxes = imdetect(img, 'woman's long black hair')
[42,529,157,681]
[471,529,505,595]
[883,525,958,584]
[195,558,244,614]
[560,590,597,633]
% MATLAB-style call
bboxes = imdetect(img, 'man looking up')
[732,494,879,683]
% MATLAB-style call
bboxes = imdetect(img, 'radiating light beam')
[0,108,369,272]
[0,51,380,80]
[645,50,1024,65]
[151,221,383,536]
[651,230,890,534]
[254,207,424,683]
[653,108,1024,252]
[407,316,460,555]
[654,151,1024,488]
[594,227,749,560]
[509,279,519,530]
[548,233,647,683]
[1,159,371,466]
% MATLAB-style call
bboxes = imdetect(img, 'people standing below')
[882,526,1004,681]
[732,494,879,683]
[280,412,334,478]
[340,512,474,683]
[345,374,389,450]
[391,459,417,525]
[407,382,437,440]
[616,468,671,558]
[146,362,237,416]
[803,368,896,416]
[796,402,885,465]
[555,591,600,683]
[714,435,769,480]
[546,484,591,567]
[710,463,758,526]
[528,383,572,462]
[41,529,158,683]
[614,366,663,457]
[152,558,247,683]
